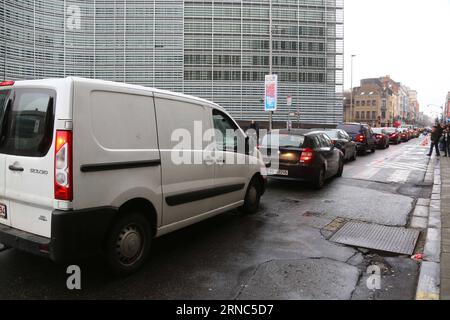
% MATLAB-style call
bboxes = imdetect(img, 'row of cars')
[262,123,422,189]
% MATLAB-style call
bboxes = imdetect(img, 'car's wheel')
[336,159,344,177]
[314,167,326,189]
[351,149,357,161]
[240,177,262,214]
[106,212,152,276]
[371,147,376,153]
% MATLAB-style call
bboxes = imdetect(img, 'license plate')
[267,169,289,176]
[0,203,6,219]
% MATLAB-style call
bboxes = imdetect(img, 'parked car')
[0,77,267,275]
[382,127,401,145]
[312,128,357,161]
[398,128,410,142]
[372,128,390,149]
[261,129,344,189]
[336,123,377,154]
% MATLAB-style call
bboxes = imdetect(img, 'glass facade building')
[1,0,344,124]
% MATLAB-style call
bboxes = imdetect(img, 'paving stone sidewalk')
[440,156,450,299]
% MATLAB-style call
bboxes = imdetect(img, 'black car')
[313,128,357,161]
[261,129,344,189]
[336,123,377,154]
[372,128,390,149]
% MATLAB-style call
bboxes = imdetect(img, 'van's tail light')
[0,80,15,86]
[376,134,383,139]
[54,130,73,201]
[355,134,365,142]
[300,148,314,164]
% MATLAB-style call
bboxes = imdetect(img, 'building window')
[361,100,366,106]
[366,111,370,119]
[372,100,377,107]
[355,111,360,119]
[372,111,376,119]
[356,100,360,106]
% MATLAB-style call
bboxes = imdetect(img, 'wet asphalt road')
[0,136,432,299]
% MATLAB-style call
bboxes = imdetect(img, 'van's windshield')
[0,88,56,157]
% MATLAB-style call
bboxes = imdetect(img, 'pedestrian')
[427,125,441,157]
[445,126,450,157]
[249,120,260,141]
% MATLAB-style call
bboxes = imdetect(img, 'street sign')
[264,74,278,112]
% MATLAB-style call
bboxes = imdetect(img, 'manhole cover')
[329,221,420,255]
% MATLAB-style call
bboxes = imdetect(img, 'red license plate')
[0,203,6,219]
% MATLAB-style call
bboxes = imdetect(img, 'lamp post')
[268,0,273,131]
[427,104,444,124]
[350,54,356,122]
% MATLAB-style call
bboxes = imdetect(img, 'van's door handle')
[215,158,226,165]
[8,165,24,172]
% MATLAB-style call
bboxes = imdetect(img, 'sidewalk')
[440,156,450,299]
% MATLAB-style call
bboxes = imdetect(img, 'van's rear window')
[0,88,56,157]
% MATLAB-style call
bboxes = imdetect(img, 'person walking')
[428,125,441,157]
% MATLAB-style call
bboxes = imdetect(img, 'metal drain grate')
[329,221,420,255]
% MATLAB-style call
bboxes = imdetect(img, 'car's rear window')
[324,130,339,139]
[372,128,383,134]
[337,125,360,134]
[262,133,305,148]
[0,88,56,157]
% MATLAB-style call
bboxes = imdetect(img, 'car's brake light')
[54,130,73,201]
[355,134,365,142]
[300,148,314,164]
[0,80,14,86]
[376,134,383,139]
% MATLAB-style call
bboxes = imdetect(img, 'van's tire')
[106,212,152,276]
[313,167,326,189]
[371,147,376,153]
[240,177,262,214]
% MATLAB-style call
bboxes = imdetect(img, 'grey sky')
[344,0,450,117]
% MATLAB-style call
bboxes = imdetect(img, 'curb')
[416,157,441,300]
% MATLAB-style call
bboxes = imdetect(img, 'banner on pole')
[264,74,278,112]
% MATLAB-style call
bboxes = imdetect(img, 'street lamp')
[350,54,356,122]
[426,104,444,124]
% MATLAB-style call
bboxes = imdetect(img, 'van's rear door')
[0,89,12,227]
[0,88,56,238]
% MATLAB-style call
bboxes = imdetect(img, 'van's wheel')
[106,213,152,276]
[240,177,262,214]
[371,148,376,153]
[336,159,344,177]
[314,167,326,189]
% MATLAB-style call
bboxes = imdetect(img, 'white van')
[0,77,266,275]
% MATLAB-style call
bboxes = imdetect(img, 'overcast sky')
[344,0,450,117]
